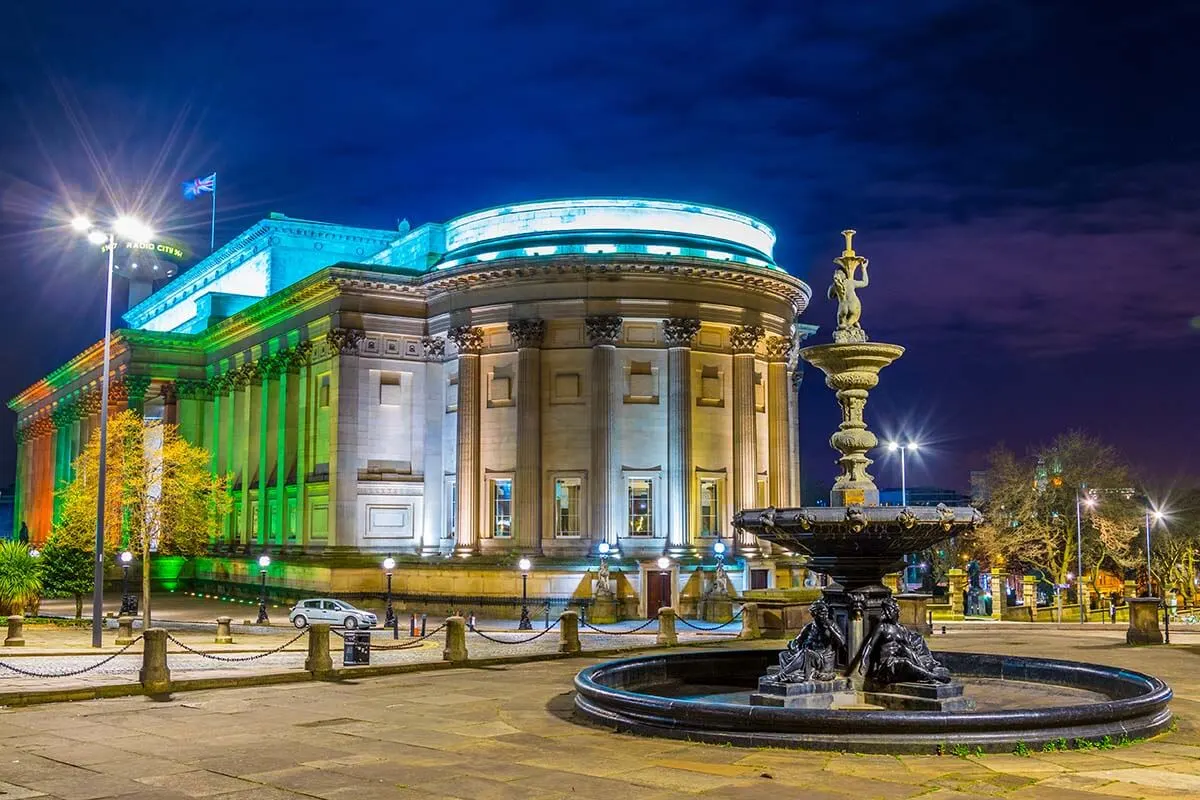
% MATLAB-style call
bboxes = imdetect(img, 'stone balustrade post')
[739,602,761,640]
[656,607,678,646]
[115,616,135,645]
[305,623,333,677]
[139,628,171,695]
[990,571,1008,620]
[215,616,233,644]
[948,568,966,620]
[4,616,25,647]
[559,610,581,654]
[1022,575,1039,621]
[443,615,468,662]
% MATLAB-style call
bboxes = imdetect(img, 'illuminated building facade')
[10,198,813,612]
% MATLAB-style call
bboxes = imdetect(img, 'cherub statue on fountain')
[858,596,951,686]
[828,229,870,343]
[777,599,846,683]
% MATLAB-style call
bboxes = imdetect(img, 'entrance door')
[646,569,672,619]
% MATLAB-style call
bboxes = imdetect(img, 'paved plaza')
[0,627,1198,799]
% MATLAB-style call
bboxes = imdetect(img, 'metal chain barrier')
[676,606,745,631]
[370,623,447,650]
[580,617,658,635]
[0,636,144,679]
[164,630,307,662]
[468,619,560,644]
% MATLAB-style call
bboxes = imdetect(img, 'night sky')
[0,1,1197,494]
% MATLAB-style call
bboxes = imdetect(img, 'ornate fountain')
[733,230,981,711]
[573,231,1172,752]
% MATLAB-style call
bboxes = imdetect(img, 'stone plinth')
[883,572,902,594]
[895,593,932,635]
[739,602,761,640]
[1126,597,1164,646]
[990,572,1007,620]
[591,594,618,624]
[703,595,733,623]
[751,668,856,709]
[1022,575,1039,618]
[559,610,580,654]
[4,616,24,647]
[215,616,233,644]
[115,616,135,645]
[443,615,468,662]
[656,607,678,646]
[139,628,171,695]
[305,623,333,676]
[862,680,975,712]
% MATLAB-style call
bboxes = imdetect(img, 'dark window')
[750,569,770,590]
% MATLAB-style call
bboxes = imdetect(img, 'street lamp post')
[657,556,672,613]
[382,556,397,638]
[256,555,271,624]
[72,215,153,648]
[885,441,920,506]
[518,557,532,630]
[1075,491,1095,624]
[119,551,133,615]
[1145,508,1164,598]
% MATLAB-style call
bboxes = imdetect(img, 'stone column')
[258,355,282,546]
[990,565,1008,620]
[51,405,70,525]
[294,344,313,552]
[764,335,792,508]
[948,568,966,620]
[421,336,446,555]
[788,365,804,506]
[124,375,152,417]
[328,328,365,550]
[449,326,483,556]
[160,382,178,426]
[730,325,764,555]
[664,318,700,557]
[232,363,256,549]
[586,317,622,548]
[12,427,26,538]
[509,319,546,555]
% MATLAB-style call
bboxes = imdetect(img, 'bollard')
[305,623,334,677]
[115,616,135,646]
[420,613,427,637]
[139,628,171,695]
[214,617,233,645]
[443,615,468,662]
[738,602,761,640]
[657,607,678,646]
[559,610,581,654]
[4,616,25,647]
[409,612,416,637]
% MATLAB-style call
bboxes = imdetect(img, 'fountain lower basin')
[573,648,1172,754]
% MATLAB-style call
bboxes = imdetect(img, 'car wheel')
[293,615,307,629]
[345,616,359,630]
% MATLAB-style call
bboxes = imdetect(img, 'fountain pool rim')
[573,648,1172,754]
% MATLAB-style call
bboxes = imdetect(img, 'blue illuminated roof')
[437,198,782,272]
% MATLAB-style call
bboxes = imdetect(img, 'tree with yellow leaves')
[55,410,231,628]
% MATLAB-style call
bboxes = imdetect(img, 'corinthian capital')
[585,315,622,346]
[421,336,446,361]
[662,317,701,348]
[730,325,765,354]
[448,325,484,355]
[763,335,792,362]
[327,327,365,356]
[508,319,546,349]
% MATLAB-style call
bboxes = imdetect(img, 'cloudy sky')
[0,0,1196,492]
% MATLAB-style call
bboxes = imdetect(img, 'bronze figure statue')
[777,599,846,682]
[859,596,951,686]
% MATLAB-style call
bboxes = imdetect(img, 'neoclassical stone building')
[11,198,813,611]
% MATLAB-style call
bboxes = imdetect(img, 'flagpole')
[210,173,217,253]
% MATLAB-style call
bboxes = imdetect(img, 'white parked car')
[289,599,378,630]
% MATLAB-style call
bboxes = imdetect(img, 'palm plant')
[0,541,43,616]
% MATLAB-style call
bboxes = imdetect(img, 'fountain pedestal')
[751,668,856,709]
[863,681,975,712]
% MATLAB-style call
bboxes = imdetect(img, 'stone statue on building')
[595,559,613,597]
[777,599,845,682]
[711,560,731,596]
[858,596,951,686]
[828,229,870,343]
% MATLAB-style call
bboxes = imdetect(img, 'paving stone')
[134,771,260,798]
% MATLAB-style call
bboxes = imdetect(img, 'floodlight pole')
[91,234,116,648]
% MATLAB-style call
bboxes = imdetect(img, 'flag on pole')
[181,173,216,200]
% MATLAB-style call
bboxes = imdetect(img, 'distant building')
[969,470,989,505]
[878,486,970,507]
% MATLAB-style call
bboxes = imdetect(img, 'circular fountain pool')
[573,649,1172,754]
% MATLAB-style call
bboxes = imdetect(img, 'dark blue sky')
[1,1,1197,493]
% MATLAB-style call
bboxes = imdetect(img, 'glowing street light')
[119,551,135,615]
[382,555,397,636]
[1145,506,1167,598]
[73,212,153,648]
[518,557,533,630]
[256,555,271,624]
[885,440,920,506]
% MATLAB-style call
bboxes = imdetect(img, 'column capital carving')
[80,392,102,414]
[208,372,231,395]
[50,403,75,427]
[108,378,129,403]
[421,335,446,361]
[257,353,287,380]
[327,327,365,356]
[508,319,546,349]
[124,374,153,402]
[159,382,178,404]
[730,325,765,354]
[175,378,211,400]
[448,325,484,355]
[31,417,54,437]
[282,341,314,373]
[763,335,792,362]
[662,317,701,348]
[585,315,622,346]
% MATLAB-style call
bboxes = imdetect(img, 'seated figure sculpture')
[859,596,951,685]
[777,599,845,682]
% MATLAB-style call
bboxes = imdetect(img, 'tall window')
[699,478,720,537]
[444,478,457,539]
[628,478,654,536]
[554,478,582,537]
[491,478,513,538]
